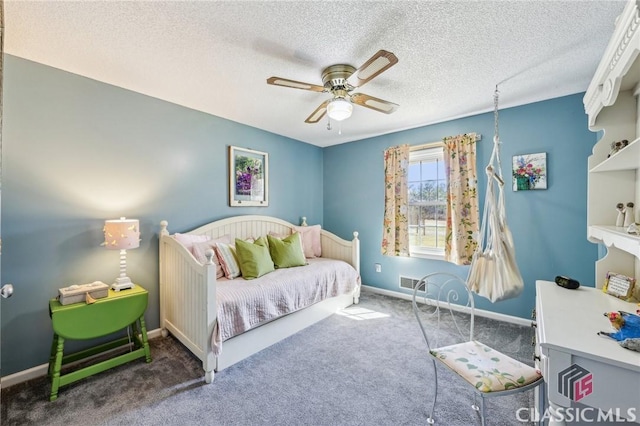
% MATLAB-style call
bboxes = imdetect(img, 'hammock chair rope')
[467,86,524,302]
[487,86,505,186]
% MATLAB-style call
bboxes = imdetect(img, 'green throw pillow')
[235,236,274,280]
[267,233,307,269]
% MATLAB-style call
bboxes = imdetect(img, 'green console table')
[48,285,152,401]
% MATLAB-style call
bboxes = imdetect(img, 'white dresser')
[535,281,640,424]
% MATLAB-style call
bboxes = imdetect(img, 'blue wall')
[1,55,598,377]
[324,93,598,318]
[1,56,323,375]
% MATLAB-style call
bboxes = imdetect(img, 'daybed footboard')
[159,216,360,383]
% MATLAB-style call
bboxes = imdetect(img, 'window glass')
[408,146,446,258]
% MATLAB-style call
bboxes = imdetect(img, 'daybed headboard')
[159,215,360,272]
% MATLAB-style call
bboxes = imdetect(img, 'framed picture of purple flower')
[512,152,547,191]
[229,146,269,206]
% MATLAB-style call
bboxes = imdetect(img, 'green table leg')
[50,335,64,401]
[139,316,151,363]
[131,322,140,348]
[47,335,58,378]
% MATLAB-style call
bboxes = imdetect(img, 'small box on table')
[58,281,109,305]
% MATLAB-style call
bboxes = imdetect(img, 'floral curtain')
[381,144,410,256]
[443,134,479,265]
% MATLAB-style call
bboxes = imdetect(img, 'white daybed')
[159,215,360,383]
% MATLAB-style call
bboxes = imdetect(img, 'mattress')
[212,257,359,354]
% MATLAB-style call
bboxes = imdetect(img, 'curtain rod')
[410,133,482,151]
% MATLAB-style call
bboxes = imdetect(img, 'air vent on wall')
[399,275,422,291]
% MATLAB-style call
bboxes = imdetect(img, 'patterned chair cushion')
[430,340,542,393]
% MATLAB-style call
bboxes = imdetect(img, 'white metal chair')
[411,272,543,425]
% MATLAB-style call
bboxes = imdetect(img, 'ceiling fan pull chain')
[327,116,332,131]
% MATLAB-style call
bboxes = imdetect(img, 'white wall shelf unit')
[583,0,640,292]
[589,136,640,173]
[588,225,640,257]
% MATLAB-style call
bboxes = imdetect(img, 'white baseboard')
[0,328,163,389]
[360,284,532,327]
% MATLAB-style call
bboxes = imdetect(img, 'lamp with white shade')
[103,217,140,291]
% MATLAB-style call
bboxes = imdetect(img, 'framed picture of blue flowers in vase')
[229,146,269,206]
[512,152,547,191]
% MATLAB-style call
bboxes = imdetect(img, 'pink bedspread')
[212,257,360,355]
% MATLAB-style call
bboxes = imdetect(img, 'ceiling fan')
[267,50,399,124]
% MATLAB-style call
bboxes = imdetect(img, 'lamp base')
[112,276,135,291]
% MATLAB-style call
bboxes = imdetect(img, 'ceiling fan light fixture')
[327,98,353,121]
[267,50,398,124]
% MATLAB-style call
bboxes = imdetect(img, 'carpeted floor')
[1,291,537,426]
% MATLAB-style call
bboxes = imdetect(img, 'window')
[408,146,446,258]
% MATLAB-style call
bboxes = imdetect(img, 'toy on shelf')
[624,202,635,227]
[616,202,625,227]
[608,139,629,158]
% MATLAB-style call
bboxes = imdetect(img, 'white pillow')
[174,233,211,250]
[191,235,231,279]
[214,242,242,279]
[292,225,322,258]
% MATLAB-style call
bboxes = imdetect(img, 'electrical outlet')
[375,263,382,273]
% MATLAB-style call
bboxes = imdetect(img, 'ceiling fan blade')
[305,100,330,123]
[351,93,399,114]
[267,77,325,92]
[347,50,398,88]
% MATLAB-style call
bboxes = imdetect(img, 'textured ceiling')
[5,1,628,147]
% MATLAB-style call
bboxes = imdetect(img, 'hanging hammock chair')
[467,87,524,302]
